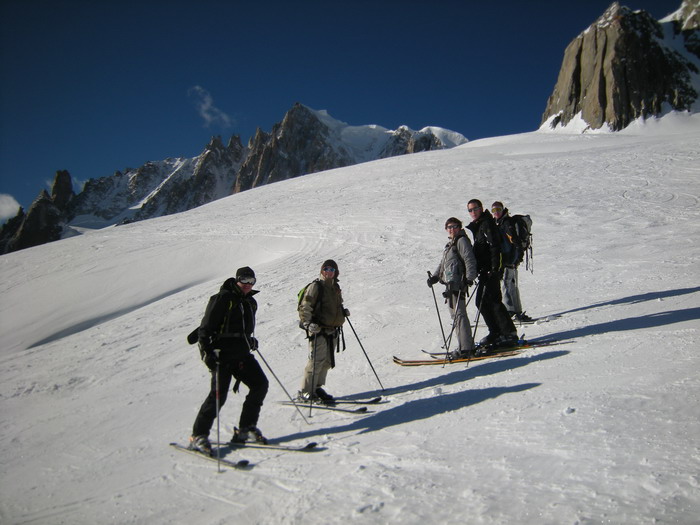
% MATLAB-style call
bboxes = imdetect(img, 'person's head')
[467,199,483,220]
[320,259,339,279]
[491,201,504,220]
[235,266,256,294]
[444,217,462,239]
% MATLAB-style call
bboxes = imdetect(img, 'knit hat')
[235,266,256,281]
[320,259,339,276]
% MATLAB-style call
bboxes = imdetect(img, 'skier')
[427,217,478,358]
[297,259,348,405]
[466,199,518,348]
[491,201,533,322]
[190,267,269,454]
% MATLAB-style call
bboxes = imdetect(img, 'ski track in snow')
[1,115,699,524]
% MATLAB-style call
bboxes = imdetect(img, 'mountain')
[0,104,466,254]
[1,112,698,524]
[541,0,700,131]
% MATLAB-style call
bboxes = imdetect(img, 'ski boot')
[189,435,212,456]
[314,387,336,406]
[230,426,268,445]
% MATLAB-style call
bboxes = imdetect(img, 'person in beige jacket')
[297,259,348,405]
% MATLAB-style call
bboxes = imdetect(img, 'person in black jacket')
[466,199,518,348]
[190,266,269,454]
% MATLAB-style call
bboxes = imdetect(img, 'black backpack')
[186,293,218,345]
[511,214,533,271]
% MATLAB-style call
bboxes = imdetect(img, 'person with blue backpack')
[492,201,534,323]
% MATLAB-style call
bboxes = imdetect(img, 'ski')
[214,441,321,452]
[514,314,561,325]
[169,442,251,469]
[421,338,567,358]
[394,350,522,366]
[279,401,370,414]
[332,396,384,405]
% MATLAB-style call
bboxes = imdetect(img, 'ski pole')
[428,271,448,349]
[468,279,485,367]
[345,317,385,391]
[443,281,477,349]
[214,349,222,473]
[444,288,465,350]
[442,288,463,366]
[244,338,310,425]
[309,333,318,417]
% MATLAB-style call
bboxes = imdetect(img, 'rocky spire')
[541,1,699,131]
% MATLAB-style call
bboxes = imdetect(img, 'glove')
[466,279,474,287]
[198,340,212,359]
[248,336,259,351]
[199,343,218,371]
[305,322,321,334]
[427,274,439,287]
[343,308,350,317]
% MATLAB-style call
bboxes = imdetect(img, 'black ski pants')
[192,353,269,437]
[476,273,516,338]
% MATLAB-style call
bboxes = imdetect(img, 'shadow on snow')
[550,286,700,318]
[275,350,568,443]
[542,307,700,342]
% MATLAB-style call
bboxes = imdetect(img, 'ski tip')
[304,442,318,449]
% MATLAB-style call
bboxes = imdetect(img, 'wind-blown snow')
[1,113,699,524]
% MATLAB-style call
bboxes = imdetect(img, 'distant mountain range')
[0,104,467,253]
[2,0,698,255]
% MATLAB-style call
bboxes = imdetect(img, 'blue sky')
[0,0,678,218]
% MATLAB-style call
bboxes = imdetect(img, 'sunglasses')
[491,207,503,213]
[322,267,337,273]
[238,276,256,285]
[446,224,460,230]
[467,206,482,213]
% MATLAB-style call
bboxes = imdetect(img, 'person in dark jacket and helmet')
[189,266,269,455]
[466,199,518,349]
[428,217,478,358]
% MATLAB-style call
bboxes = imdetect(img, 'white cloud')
[0,194,21,220]
[188,86,233,128]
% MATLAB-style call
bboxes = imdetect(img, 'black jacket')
[467,209,503,275]
[198,278,258,353]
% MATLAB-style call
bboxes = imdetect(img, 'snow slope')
[1,113,699,524]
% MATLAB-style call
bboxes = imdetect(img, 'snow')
[307,106,468,161]
[1,112,699,524]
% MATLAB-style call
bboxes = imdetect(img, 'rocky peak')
[669,0,699,31]
[50,170,74,211]
[542,0,699,131]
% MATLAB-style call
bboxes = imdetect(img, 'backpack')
[511,214,533,271]
[186,293,218,345]
[297,279,321,328]
[499,229,517,267]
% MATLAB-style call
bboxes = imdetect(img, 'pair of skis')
[170,439,322,469]
[393,339,569,366]
[279,395,385,414]
[171,395,385,468]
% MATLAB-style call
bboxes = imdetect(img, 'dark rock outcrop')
[542,1,699,131]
